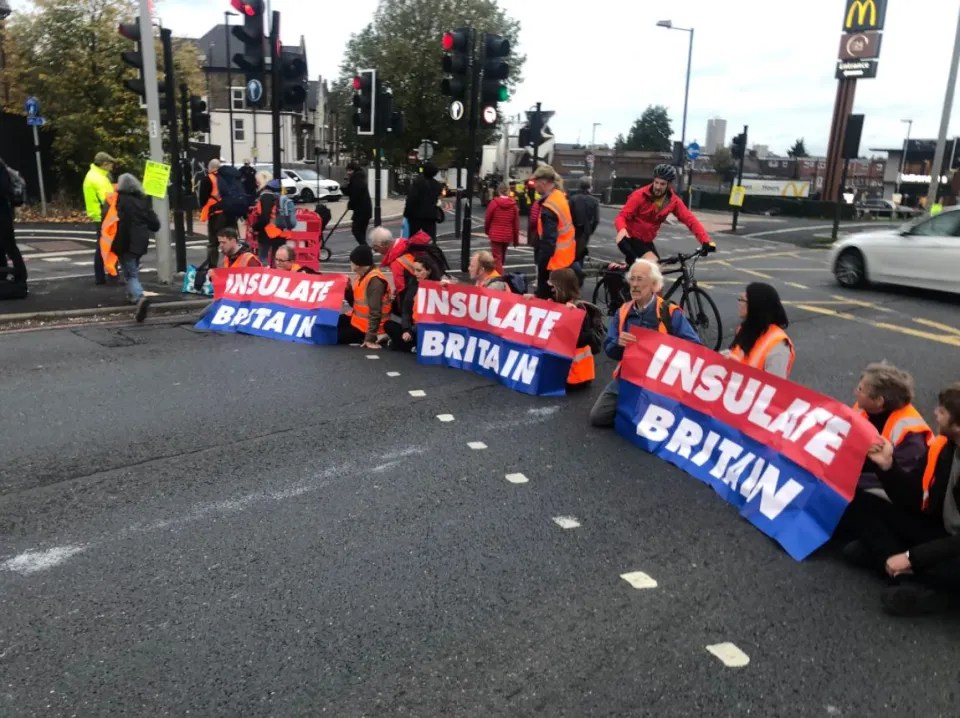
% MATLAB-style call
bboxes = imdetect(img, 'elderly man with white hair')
[589,258,702,428]
[370,225,433,309]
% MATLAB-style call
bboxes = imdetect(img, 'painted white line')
[436,414,455,422]
[620,571,658,589]
[40,256,72,263]
[1,545,85,575]
[505,472,529,484]
[706,642,750,668]
[552,516,581,529]
[742,222,876,238]
[74,261,95,266]
[29,269,158,282]
[365,354,380,360]
[467,441,487,450]
[386,371,401,377]
[17,243,36,252]
[408,389,426,397]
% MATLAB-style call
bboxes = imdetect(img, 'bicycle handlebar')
[659,245,712,267]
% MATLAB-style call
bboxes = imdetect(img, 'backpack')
[275,194,297,231]
[658,298,678,335]
[5,166,26,207]
[314,202,332,228]
[502,272,528,295]
[408,241,450,273]
[215,165,250,220]
[577,301,607,354]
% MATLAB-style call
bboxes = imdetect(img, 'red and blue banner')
[196,267,347,345]
[414,280,585,396]
[616,330,879,560]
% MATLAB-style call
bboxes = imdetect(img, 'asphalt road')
[3,209,960,715]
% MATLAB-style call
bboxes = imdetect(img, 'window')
[910,211,960,237]
[231,87,245,111]
[233,118,245,142]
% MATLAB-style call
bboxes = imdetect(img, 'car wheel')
[834,248,867,288]
[300,188,315,203]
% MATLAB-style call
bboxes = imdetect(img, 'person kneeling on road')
[845,383,960,616]
[589,259,701,428]
[338,244,392,350]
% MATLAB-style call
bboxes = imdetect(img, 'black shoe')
[842,540,874,570]
[881,584,953,617]
[95,279,107,286]
[134,296,151,323]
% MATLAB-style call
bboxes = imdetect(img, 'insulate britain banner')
[414,280,585,396]
[196,268,347,345]
[615,330,879,560]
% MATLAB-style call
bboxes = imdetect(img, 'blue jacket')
[603,297,702,360]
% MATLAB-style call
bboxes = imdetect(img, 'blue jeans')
[121,253,143,302]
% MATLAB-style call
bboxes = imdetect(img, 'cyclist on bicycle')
[614,164,716,263]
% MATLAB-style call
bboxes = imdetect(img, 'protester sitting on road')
[589,259,701,428]
[484,182,519,273]
[217,227,261,269]
[250,173,288,266]
[274,243,318,273]
[111,173,161,323]
[468,250,508,291]
[384,258,447,353]
[845,383,960,616]
[338,244,392,349]
[371,226,433,309]
[545,267,597,389]
[722,283,795,378]
[852,362,932,495]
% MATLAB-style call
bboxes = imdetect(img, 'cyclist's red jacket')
[615,185,710,245]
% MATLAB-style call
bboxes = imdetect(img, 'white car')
[830,207,960,295]
[282,168,341,203]
[252,164,298,198]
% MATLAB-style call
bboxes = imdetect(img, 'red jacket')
[381,230,431,297]
[615,185,710,245]
[484,195,519,244]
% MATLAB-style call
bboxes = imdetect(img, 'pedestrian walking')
[344,162,372,246]
[198,159,240,268]
[569,176,599,263]
[484,182,519,273]
[403,162,443,241]
[0,156,27,298]
[111,173,160,322]
[82,151,116,285]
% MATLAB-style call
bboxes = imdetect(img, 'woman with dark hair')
[384,255,449,352]
[725,282,795,378]
[546,267,599,388]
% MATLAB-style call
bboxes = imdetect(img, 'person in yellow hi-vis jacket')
[83,151,116,284]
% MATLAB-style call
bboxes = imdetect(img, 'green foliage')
[616,106,673,152]
[711,146,735,174]
[787,138,808,158]
[336,0,525,164]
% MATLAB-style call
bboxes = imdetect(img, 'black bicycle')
[591,248,723,350]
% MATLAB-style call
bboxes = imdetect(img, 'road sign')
[26,116,45,127]
[686,141,701,161]
[418,141,434,160]
[25,96,39,117]
[836,59,878,79]
[585,152,595,169]
[407,150,418,164]
[842,0,886,33]
[449,101,464,121]
[729,185,746,207]
[481,105,497,125]
[838,31,882,60]
[246,79,263,105]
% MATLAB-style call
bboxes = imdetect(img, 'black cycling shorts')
[619,237,659,262]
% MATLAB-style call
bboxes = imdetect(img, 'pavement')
[1,203,959,714]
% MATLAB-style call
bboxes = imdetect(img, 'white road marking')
[365,354,380,360]
[436,414,455,422]
[706,642,750,668]
[620,571,658,589]
[741,222,876,238]
[386,371,401,377]
[467,441,487,450]
[552,516,581,529]
[528,406,560,417]
[40,256,71,262]
[74,261,95,266]
[408,389,426,397]
[1,546,85,575]
[505,472,529,484]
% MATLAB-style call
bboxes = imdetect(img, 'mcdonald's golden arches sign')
[842,0,887,33]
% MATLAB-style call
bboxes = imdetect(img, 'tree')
[617,105,673,152]
[5,0,206,193]
[787,138,809,158]
[337,0,525,163]
[711,146,735,175]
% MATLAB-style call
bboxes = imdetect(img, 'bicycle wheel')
[592,276,613,316]
[680,286,722,351]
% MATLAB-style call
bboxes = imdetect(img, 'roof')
[190,24,305,71]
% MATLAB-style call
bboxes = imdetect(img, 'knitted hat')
[349,244,374,266]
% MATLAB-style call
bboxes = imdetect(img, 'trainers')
[881,584,953,617]
[134,296,151,323]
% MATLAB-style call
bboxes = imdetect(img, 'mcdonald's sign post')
[842,0,887,33]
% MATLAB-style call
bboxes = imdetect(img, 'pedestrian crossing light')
[731,132,747,160]
[189,95,210,133]
[353,68,376,136]
[441,27,471,100]
[230,0,266,105]
[118,21,168,123]
[279,49,308,111]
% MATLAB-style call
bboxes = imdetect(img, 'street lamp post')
[224,10,238,165]
[591,122,601,149]
[657,20,694,195]
[896,118,912,198]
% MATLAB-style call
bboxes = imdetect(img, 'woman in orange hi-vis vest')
[530,165,575,300]
[724,282,795,379]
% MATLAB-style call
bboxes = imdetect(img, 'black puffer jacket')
[113,190,161,258]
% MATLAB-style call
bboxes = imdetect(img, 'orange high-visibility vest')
[99,192,120,277]
[922,435,950,510]
[223,251,260,268]
[612,296,676,378]
[477,270,502,288]
[290,263,303,272]
[349,268,392,334]
[729,325,796,377]
[396,252,417,276]
[200,172,221,222]
[262,193,291,240]
[538,189,576,270]
[853,403,933,449]
[567,345,596,384]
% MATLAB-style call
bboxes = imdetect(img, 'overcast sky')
[13,0,960,156]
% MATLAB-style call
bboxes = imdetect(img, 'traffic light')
[189,95,210,133]
[278,49,308,111]
[440,27,471,100]
[480,33,509,126]
[376,85,405,136]
[230,0,265,106]
[352,69,376,136]
[118,21,169,123]
[731,132,747,160]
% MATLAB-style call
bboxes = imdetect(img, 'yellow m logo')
[846,0,877,29]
